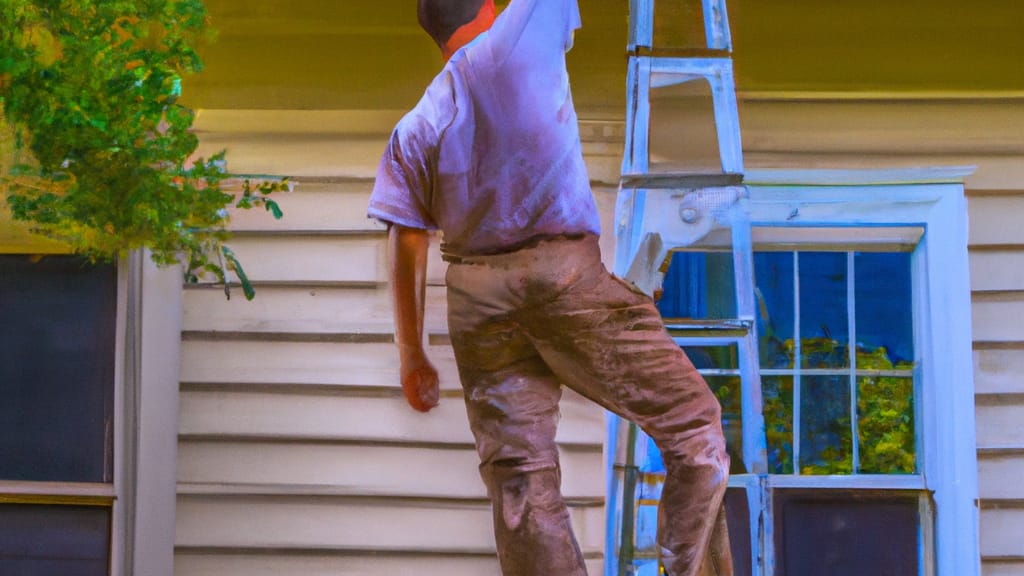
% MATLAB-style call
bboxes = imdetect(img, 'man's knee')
[479,462,566,530]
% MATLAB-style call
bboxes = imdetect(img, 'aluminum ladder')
[607,1,768,574]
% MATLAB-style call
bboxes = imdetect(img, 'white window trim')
[119,251,183,576]
[0,247,182,576]
[606,167,980,576]
[745,167,979,576]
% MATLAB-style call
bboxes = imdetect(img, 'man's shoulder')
[396,68,458,144]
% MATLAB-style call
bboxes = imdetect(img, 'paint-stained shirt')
[367,0,600,257]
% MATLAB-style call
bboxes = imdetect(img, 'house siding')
[177,93,1022,574]
[174,112,619,575]
[969,189,1024,575]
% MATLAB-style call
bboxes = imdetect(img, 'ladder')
[607,1,768,574]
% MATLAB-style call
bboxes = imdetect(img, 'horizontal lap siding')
[969,191,1024,574]
[176,124,618,575]
[174,553,605,576]
[178,387,604,448]
[175,494,605,552]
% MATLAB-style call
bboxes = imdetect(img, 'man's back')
[369,0,600,257]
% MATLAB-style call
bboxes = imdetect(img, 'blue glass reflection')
[855,252,913,366]
[799,253,849,369]
[754,252,795,368]
[658,252,736,319]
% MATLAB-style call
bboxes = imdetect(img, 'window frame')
[0,246,183,576]
[606,167,980,576]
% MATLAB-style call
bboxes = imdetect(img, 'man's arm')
[388,223,440,412]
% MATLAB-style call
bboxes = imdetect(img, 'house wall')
[173,110,622,576]
[171,3,1022,574]
[178,95,1023,575]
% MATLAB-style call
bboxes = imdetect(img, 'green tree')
[0,0,286,299]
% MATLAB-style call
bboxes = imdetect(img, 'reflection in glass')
[774,492,920,576]
[0,504,110,576]
[799,253,849,369]
[659,252,736,319]
[800,376,852,474]
[0,256,116,483]
[855,252,914,367]
[706,375,745,474]
[858,377,915,474]
[682,344,739,370]
[754,252,795,368]
[762,376,794,474]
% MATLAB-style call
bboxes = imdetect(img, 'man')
[367,1,732,574]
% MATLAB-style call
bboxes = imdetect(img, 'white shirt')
[368,0,601,257]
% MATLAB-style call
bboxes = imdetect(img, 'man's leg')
[519,239,732,576]
[447,268,588,576]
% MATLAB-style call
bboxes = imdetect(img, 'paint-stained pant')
[446,235,732,576]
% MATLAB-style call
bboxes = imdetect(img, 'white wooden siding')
[975,350,1024,395]
[181,98,1024,574]
[177,119,617,575]
[178,388,604,448]
[968,190,1024,574]
[175,552,605,576]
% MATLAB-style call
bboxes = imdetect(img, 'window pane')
[0,256,116,482]
[855,252,914,367]
[858,377,916,474]
[724,488,754,576]
[681,344,739,371]
[762,376,794,474]
[753,252,795,369]
[799,253,849,369]
[0,504,110,576]
[800,376,852,475]
[706,375,745,474]
[658,252,736,319]
[680,345,744,473]
[774,491,920,576]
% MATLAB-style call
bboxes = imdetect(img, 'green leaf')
[221,245,255,301]
[264,199,283,219]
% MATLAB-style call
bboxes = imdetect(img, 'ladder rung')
[621,172,744,190]
[664,318,752,333]
[630,47,733,59]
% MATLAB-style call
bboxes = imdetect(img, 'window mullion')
[793,251,801,474]
[848,252,860,474]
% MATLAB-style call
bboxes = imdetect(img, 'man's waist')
[441,233,596,264]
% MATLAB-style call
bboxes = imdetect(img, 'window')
[607,169,979,576]
[0,255,118,576]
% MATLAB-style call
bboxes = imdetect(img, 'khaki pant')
[446,235,732,576]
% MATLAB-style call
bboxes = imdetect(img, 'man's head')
[417,0,496,60]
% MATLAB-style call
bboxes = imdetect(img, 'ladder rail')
[610,1,765,574]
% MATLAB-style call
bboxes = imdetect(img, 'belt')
[441,234,592,264]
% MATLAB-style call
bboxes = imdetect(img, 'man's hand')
[399,345,440,412]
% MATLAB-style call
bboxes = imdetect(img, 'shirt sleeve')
[367,118,438,230]
[489,0,581,63]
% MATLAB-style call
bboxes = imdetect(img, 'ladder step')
[630,47,732,59]
[664,319,752,332]
[621,172,743,190]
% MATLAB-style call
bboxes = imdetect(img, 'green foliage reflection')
[755,338,915,475]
